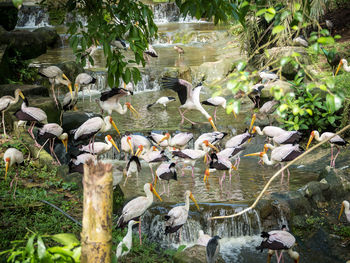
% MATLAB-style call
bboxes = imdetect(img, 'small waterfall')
[152,3,180,24]
[16,5,50,28]
[141,203,262,248]
[154,31,220,45]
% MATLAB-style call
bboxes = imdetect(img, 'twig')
[209,124,350,220]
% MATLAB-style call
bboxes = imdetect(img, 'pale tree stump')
[81,160,113,263]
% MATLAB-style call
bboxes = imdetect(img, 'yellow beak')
[249,114,256,133]
[74,83,79,94]
[204,154,207,163]
[204,169,209,182]
[335,60,343,76]
[68,84,73,98]
[127,103,140,118]
[127,138,134,155]
[5,161,9,180]
[61,138,68,152]
[190,193,200,211]
[109,137,120,153]
[244,152,263,157]
[154,174,158,187]
[158,134,169,144]
[208,117,217,131]
[151,185,162,201]
[62,73,70,82]
[19,91,25,100]
[111,120,121,136]
[306,134,314,150]
[207,142,219,152]
[232,110,237,118]
[231,165,237,170]
[338,202,344,220]
[134,221,140,224]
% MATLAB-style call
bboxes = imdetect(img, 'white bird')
[206,236,221,263]
[164,190,199,235]
[147,96,176,109]
[97,88,138,116]
[73,116,120,154]
[293,35,308,47]
[225,129,253,148]
[37,123,68,165]
[306,130,348,168]
[74,73,96,102]
[121,134,151,157]
[245,144,303,184]
[0,89,25,137]
[154,162,177,197]
[115,220,140,259]
[4,148,24,198]
[256,225,299,263]
[251,125,286,138]
[79,134,120,156]
[197,230,211,246]
[272,131,302,145]
[161,77,217,131]
[259,70,278,83]
[335,58,350,76]
[148,132,169,149]
[201,96,226,122]
[217,146,245,169]
[82,42,99,68]
[174,45,185,57]
[39,66,72,107]
[123,155,142,186]
[158,132,193,150]
[14,99,48,146]
[143,44,158,62]
[69,153,95,174]
[172,149,207,178]
[339,200,350,222]
[137,145,169,180]
[194,131,227,150]
[117,183,162,244]
[258,100,278,125]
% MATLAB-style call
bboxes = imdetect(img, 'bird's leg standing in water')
[139,219,142,245]
[332,146,340,168]
[95,99,104,115]
[220,172,226,189]
[179,108,185,125]
[150,165,155,182]
[280,164,285,184]
[51,84,59,108]
[36,138,50,158]
[191,165,195,178]
[229,169,232,182]
[2,111,10,138]
[330,144,334,167]
[160,181,166,196]
[167,181,170,197]
[213,107,217,122]
[178,108,197,125]
[287,168,290,183]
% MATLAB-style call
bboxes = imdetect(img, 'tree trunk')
[81,160,113,263]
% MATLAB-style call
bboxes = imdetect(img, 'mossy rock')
[33,27,61,48]
[174,245,225,263]
[0,2,18,31]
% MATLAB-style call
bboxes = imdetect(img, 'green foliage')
[333,225,350,238]
[305,215,325,227]
[6,50,37,84]
[0,232,81,262]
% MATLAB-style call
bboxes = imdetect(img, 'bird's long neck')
[185,195,190,211]
[116,103,128,114]
[100,119,110,133]
[343,59,350,71]
[145,188,154,204]
[265,143,275,150]
[262,154,275,165]
[287,248,299,262]
[314,131,321,141]
[11,91,21,105]
[255,127,264,135]
[125,224,134,244]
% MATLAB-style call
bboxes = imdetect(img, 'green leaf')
[306,109,313,116]
[327,116,335,124]
[124,68,131,84]
[266,7,276,15]
[334,35,342,39]
[279,104,288,112]
[177,245,186,252]
[280,57,290,66]
[320,29,330,36]
[25,234,36,256]
[294,11,303,22]
[272,25,285,35]
[317,37,335,45]
[264,12,275,22]
[319,84,327,91]
[294,3,301,10]
[232,100,241,115]
[256,8,266,16]
[291,25,299,30]
[12,0,22,9]
[37,236,46,260]
[292,105,300,115]
[50,234,79,246]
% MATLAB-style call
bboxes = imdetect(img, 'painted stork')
[174,45,185,57]
[143,44,158,62]
[245,144,303,184]
[335,59,350,76]
[154,162,177,196]
[79,134,120,156]
[204,153,236,187]
[194,131,227,150]
[123,155,142,186]
[256,225,299,263]
[39,66,72,107]
[69,153,95,174]
[98,88,138,116]
[148,132,169,149]
[111,38,128,50]
[73,116,120,154]
[259,70,278,83]
[62,88,78,111]
[161,77,217,131]
[75,73,96,102]
[201,96,226,122]
[121,134,151,157]
[258,100,278,125]
[225,129,253,148]
[293,35,308,47]
[14,99,48,146]
[164,190,199,235]
[217,146,245,169]
[339,200,350,222]
[251,125,286,139]
[116,220,140,259]
[248,84,265,108]
[306,130,348,168]
[206,236,221,263]
[138,145,169,180]
[4,148,24,198]
[158,132,193,150]
[37,123,68,165]
[272,131,302,145]
[117,183,162,244]
[172,149,208,178]
[197,230,211,246]
[147,96,176,109]
[0,89,25,137]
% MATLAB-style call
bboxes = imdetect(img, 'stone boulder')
[261,79,293,98]
[34,27,61,48]
[198,58,235,83]
[56,61,85,83]
[0,2,18,31]
[174,245,225,263]
[0,84,49,97]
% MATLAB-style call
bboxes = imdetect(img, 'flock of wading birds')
[1,60,350,263]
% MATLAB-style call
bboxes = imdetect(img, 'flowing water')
[16,3,349,262]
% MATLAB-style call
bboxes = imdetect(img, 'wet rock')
[256,199,273,220]
[318,167,347,199]
[33,27,61,48]
[272,191,312,217]
[260,79,293,98]
[0,2,18,31]
[304,181,330,207]
[56,61,84,83]
[0,84,49,97]
[264,46,311,80]
[179,66,192,82]
[173,245,225,263]
[198,58,235,83]
[291,215,308,229]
